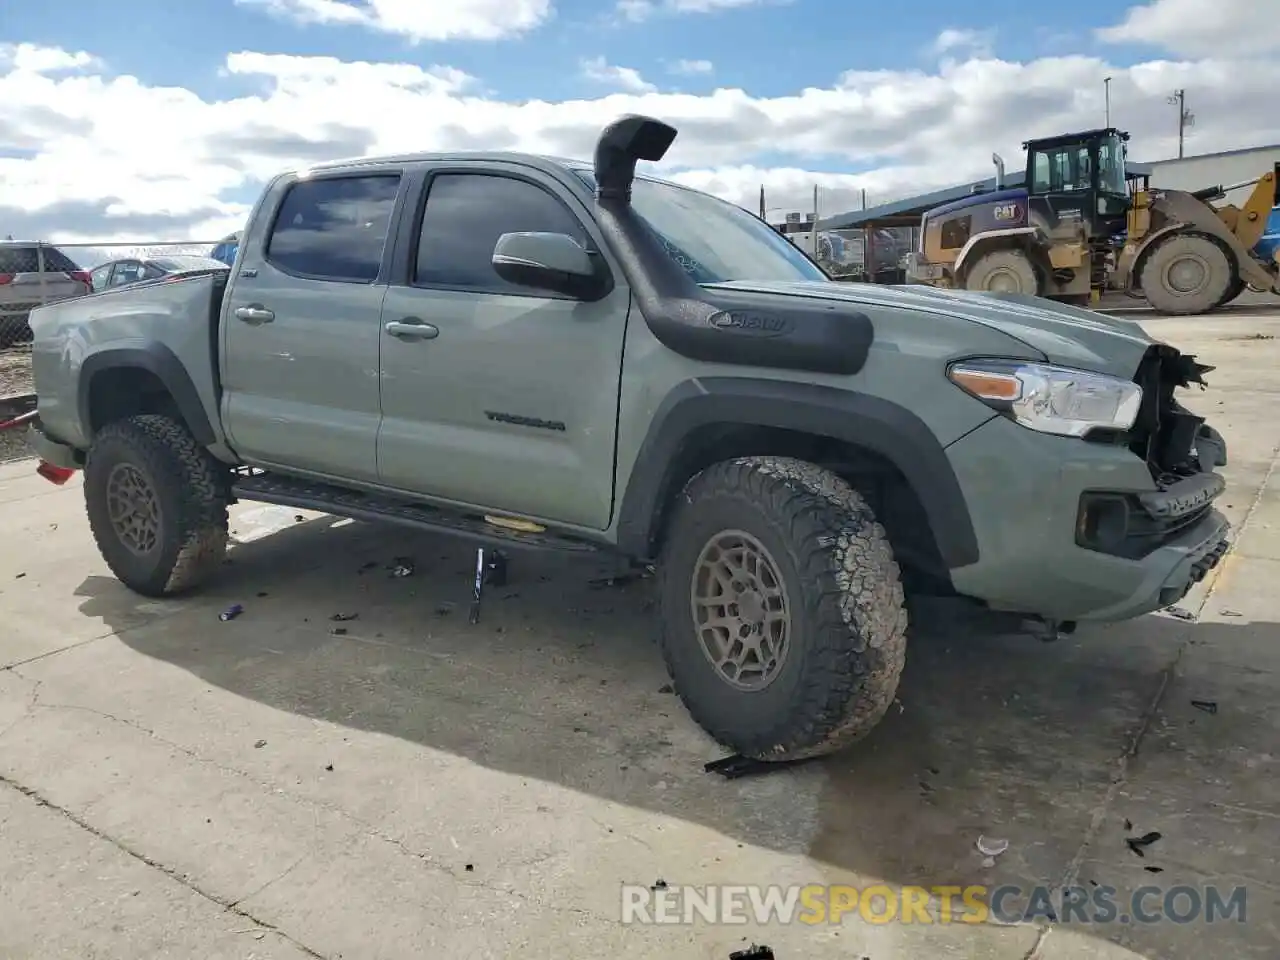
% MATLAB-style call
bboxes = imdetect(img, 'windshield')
[1097,135,1127,195]
[572,169,828,284]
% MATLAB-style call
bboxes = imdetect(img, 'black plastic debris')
[294,514,305,522]
[330,612,359,622]
[730,946,775,960]
[1191,699,1218,714]
[256,591,268,598]
[485,551,509,588]
[14,572,25,579]
[1125,831,1162,857]
[464,863,474,872]
[219,604,244,622]
[1144,866,1164,873]
[705,754,810,780]
[1124,818,1133,831]
[254,739,267,749]
[651,879,668,890]
[324,764,334,772]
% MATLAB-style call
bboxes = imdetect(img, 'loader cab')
[1023,127,1131,241]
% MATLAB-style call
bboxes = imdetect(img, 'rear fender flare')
[78,344,216,445]
[614,377,980,568]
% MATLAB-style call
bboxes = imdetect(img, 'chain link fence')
[1,239,223,399]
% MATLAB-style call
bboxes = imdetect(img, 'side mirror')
[492,232,603,299]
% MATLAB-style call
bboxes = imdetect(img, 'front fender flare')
[614,377,980,568]
[78,343,216,445]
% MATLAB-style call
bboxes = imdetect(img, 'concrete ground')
[1,313,1278,960]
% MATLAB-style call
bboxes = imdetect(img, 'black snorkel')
[590,114,872,376]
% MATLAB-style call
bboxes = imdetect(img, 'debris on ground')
[1166,606,1195,621]
[253,739,267,749]
[330,626,348,636]
[390,557,415,578]
[1191,699,1218,714]
[294,514,305,522]
[1125,831,1162,857]
[324,763,334,772]
[730,946,775,960]
[651,879,668,890]
[330,612,359,622]
[588,566,654,589]
[976,835,1009,867]
[256,591,268,598]
[464,863,474,872]
[704,754,810,780]
[1219,608,1243,617]
[219,604,244,622]
[658,684,674,694]
[1124,818,1133,831]
[14,572,25,579]
[357,561,378,574]
[435,603,455,616]
[1144,866,1164,873]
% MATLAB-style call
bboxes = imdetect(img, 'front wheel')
[84,414,229,597]
[1139,233,1233,315]
[657,456,909,762]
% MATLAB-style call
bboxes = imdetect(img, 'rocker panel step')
[230,472,601,554]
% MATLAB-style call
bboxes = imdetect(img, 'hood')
[705,279,1155,379]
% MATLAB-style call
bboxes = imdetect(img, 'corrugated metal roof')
[820,161,1153,231]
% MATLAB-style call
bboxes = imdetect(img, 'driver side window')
[413,173,590,296]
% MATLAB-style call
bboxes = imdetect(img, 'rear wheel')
[964,250,1041,295]
[1139,233,1233,315]
[657,456,908,762]
[84,414,229,597]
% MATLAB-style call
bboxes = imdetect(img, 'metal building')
[1142,144,1280,205]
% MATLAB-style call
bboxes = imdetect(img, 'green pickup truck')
[24,115,1231,763]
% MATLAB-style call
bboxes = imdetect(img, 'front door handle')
[385,319,439,341]
[234,305,274,324]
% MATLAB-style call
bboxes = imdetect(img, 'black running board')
[230,472,601,554]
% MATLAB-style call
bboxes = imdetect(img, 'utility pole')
[1104,76,1111,127]
[812,184,820,258]
[1168,88,1194,158]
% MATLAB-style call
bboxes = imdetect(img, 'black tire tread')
[659,455,908,761]
[84,414,229,597]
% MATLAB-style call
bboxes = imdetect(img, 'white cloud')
[1097,0,1280,58]
[931,28,995,59]
[234,0,553,42]
[6,14,1280,245]
[580,56,656,94]
[671,59,714,75]
[617,0,781,23]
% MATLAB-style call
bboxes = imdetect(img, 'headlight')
[947,359,1142,437]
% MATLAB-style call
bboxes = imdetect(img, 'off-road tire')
[1215,275,1246,308]
[964,249,1041,295]
[84,414,229,598]
[657,456,908,762]
[1139,233,1233,315]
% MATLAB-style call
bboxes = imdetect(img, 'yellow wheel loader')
[904,127,1280,315]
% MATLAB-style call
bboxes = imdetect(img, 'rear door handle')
[234,305,274,324]
[385,319,439,341]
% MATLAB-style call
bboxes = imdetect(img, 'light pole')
[1104,76,1112,127]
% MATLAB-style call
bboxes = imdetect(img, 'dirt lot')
[0,313,1277,959]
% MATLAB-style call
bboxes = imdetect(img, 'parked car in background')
[89,255,230,292]
[0,241,92,347]
[209,231,241,267]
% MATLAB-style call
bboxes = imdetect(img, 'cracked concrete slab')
[1,313,1278,959]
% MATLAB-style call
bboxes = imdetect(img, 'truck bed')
[29,272,229,454]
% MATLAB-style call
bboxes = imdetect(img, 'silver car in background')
[0,242,92,347]
[88,255,231,292]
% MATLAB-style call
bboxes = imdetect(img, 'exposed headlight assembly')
[947,359,1142,437]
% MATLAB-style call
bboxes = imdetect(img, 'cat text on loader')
[904,127,1280,315]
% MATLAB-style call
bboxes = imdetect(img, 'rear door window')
[266,174,401,282]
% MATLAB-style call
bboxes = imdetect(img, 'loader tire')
[1216,276,1246,308]
[1140,233,1233,316]
[657,456,908,763]
[84,414,229,598]
[964,249,1041,295]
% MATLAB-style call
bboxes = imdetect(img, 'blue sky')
[7,0,1158,105]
